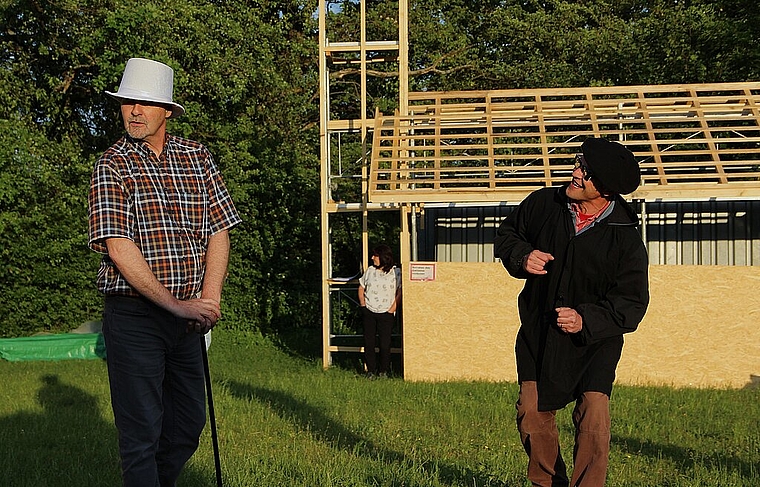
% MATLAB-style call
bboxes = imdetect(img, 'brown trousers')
[516,381,611,487]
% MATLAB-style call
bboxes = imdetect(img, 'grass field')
[0,328,757,486]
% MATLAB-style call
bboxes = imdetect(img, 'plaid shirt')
[88,134,242,300]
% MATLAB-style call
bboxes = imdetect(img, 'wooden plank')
[328,346,403,353]
[406,82,760,100]
[486,94,496,189]
[690,87,728,184]
[367,184,760,205]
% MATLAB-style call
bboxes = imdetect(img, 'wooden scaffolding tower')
[318,0,410,368]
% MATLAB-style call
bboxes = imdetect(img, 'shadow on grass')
[272,326,405,377]
[227,380,498,487]
[270,327,322,361]
[0,374,121,486]
[613,435,759,481]
[0,374,211,487]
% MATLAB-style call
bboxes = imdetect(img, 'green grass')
[1,328,758,486]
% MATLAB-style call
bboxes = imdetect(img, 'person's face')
[566,154,603,202]
[120,99,171,149]
[371,254,381,267]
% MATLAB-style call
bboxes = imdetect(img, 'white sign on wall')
[409,262,436,281]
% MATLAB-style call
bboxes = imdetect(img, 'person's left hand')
[555,307,582,334]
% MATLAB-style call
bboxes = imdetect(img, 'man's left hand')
[555,307,582,334]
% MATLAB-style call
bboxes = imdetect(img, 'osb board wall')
[402,262,760,389]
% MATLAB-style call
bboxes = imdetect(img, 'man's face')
[120,99,171,146]
[566,154,603,202]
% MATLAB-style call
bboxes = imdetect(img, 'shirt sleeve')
[205,152,242,234]
[88,159,133,254]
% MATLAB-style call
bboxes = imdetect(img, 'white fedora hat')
[106,58,185,118]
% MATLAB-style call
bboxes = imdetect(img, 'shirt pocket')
[174,190,209,235]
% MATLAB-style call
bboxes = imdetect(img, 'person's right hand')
[173,298,221,335]
[171,298,221,325]
[522,250,554,275]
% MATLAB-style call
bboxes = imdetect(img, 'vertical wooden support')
[399,0,409,118]
[318,0,330,369]
[360,0,369,270]
[399,204,411,375]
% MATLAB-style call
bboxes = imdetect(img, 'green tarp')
[0,333,106,362]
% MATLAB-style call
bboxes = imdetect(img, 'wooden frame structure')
[370,84,760,204]
[318,1,760,374]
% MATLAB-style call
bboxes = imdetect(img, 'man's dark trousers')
[103,296,206,487]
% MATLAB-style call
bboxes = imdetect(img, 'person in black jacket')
[495,137,650,487]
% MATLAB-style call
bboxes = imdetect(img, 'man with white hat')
[495,137,650,486]
[88,58,241,486]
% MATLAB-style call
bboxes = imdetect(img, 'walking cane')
[200,333,223,487]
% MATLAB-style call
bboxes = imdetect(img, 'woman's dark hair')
[372,244,395,273]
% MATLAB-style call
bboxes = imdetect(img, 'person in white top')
[358,244,401,378]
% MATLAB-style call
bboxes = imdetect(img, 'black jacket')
[495,186,649,410]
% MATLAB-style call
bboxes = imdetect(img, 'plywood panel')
[619,265,760,388]
[402,263,760,389]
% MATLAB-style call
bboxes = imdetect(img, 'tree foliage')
[400,0,760,90]
[1,0,320,336]
[1,0,759,336]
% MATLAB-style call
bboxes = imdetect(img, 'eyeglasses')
[573,154,594,181]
